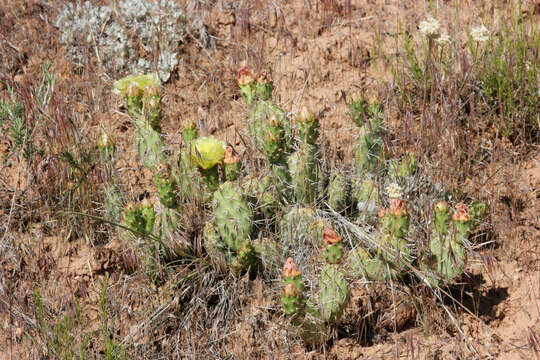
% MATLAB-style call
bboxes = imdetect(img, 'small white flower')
[435,33,451,45]
[419,17,441,38]
[470,25,489,42]
[386,183,403,199]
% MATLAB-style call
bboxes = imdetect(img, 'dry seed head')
[283,257,301,278]
[389,199,408,217]
[322,226,341,245]
[453,203,470,222]
[237,65,255,86]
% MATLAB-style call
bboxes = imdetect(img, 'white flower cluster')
[386,183,403,199]
[435,33,452,45]
[55,0,211,82]
[470,25,490,42]
[419,17,441,38]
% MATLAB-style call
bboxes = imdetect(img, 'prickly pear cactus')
[249,100,293,156]
[213,182,253,252]
[351,177,379,215]
[279,207,329,249]
[281,227,350,346]
[153,163,178,208]
[296,107,320,147]
[327,169,350,212]
[319,264,349,323]
[241,173,277,221]
[428,202,469,283]
[378,200,414,273]
[347,247,397,281]
[288,143,322,206]
[123,199,155,236]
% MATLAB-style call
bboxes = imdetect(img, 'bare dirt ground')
[0,0,539,359]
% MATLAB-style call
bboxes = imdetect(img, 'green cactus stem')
[182,118,199,144]
[319,264,349,324]
[213,182,253,252]
[378,200,413,273]
[428,203,470,283]
[279,207,329,249]
[153,163,178,209]
[248,100,293,155]
[351,177,379,214]
[389,152,417,180]
[255,69,274,101]
[348,93,383,132]
[263,115,287,166]
[142,84,162,131]
[296,107,319,147]
[123,199,155,236]
[327,169,350,212]
[354,125,382,175]
[288,143,321,205]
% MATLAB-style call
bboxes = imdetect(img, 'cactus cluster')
[281,227,350,346]
[109,67,489,344]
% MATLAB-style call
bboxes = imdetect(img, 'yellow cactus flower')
[190,136,226,169]
[113,74,160,97]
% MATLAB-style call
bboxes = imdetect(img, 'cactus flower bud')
[322,226,341,245]
[433,200,451,234]
[223,146,241,181]
[435,200,449,212]
[283,257,301,278]
[378,207,388,219]
[452,203,470,222]
[321,226,343,264]
[238,65,255,86]
[389,199,408,217]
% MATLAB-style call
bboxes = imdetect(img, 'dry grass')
[0,0,539,359]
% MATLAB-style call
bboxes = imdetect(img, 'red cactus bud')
[283,257,301,278]
[237,66,255,86]
[453,203,470,222]
[256,69,272,84]
[378,207,388,219]
[282,283,297,297]
[390,199,408,217]
[322,226,341,245]
[223,146,240,164]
